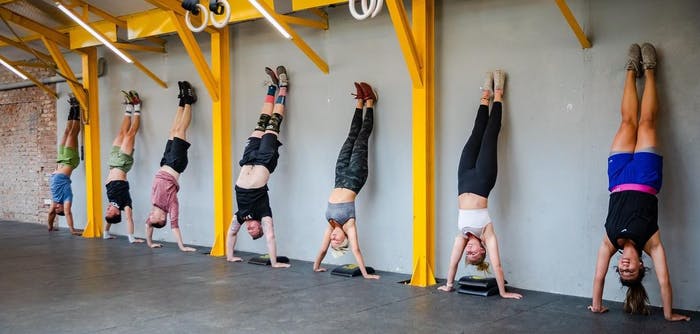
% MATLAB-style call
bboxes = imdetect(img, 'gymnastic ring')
[370,0,383,18]
[209,0,231,29]
[349,0,376,20]
[185,4,208,33]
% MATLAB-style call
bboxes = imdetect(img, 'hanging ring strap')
[209,0,231,29]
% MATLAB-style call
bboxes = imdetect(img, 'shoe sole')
[265,67,279,86]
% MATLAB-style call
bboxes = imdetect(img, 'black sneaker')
[276,65,288,88]
[180,81,197,105]
[177,81,184,99]
[265,67,279,87]
[68,94,79,108]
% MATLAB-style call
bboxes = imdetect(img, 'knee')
[619,119,638,131]
[638,118,656,130]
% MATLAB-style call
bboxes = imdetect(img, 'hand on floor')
[666,313,690,322]
[313,267,327,272]
[587,305,608,313]
[271,263,291,268]
[179,246,196,252]
[227,256,243,262]
[363,274,380,280]
[500,292,522,300]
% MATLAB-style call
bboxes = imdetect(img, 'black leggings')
[458,102,502,197]
[334,107,373,194]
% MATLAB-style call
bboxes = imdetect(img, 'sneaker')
[177,81,184,99]
[120,90,132,105]
[68,94,79,108]
[493,69,506,92]
[625,43,642,76]
[128,90,141,105]
[276,66,288,88]
[481,72,493,97]
[180,81,197,105]
[359,82,377,102]
[641,43,656,70]
[264,67,279,87]
[352,82,364,100]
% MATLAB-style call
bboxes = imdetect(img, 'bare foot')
[70,229,83,236]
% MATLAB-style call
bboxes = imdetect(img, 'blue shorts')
[607,152,663,192]
[50,173,73,203]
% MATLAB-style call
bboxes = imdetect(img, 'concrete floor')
[0,221,697,334]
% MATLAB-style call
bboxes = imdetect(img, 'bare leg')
[169,105,191,140]
[610,71,639,153]
[112,114,131,147]
[121,114,140,155]
[635,69,658,151]
[253,97,275,138]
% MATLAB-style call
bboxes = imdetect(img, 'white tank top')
[458,208,491,239]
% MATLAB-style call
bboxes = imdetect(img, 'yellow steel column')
[210,26,232,256]
[80,47,103,238]
[409,0,436,287]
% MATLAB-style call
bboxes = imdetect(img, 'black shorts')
[160,137,191,174]
[106,180,132,210]
[234,185,272,224]
[239,133,282,173]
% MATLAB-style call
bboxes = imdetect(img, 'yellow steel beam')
[0,7,70,48]
[386,0,423,88]
[113,42,166,53]
[250,0,329,73]
[291,0,345,11]
[168,10,220,101]
[309,8,328,20]
[58,5,167,88]
[409,0,436,287]
[67,21,117,49]
[125,9,175,40]
[0,54,57,98]
[210,27,232,257]
[80,47,103,238]
[554,0,591,49]
[0,34,55,65]
[280,14,328,30]
[43,37,88,110]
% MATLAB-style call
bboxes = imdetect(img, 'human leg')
[334,85,365,187]
[636,43,659,151]
[611,45,641,153]
[264,66,288,135]
[343,82,376,193]
[457,73,492,184]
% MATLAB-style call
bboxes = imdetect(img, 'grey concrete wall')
[55,0,699,311]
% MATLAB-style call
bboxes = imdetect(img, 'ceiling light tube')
[55,3,133,63]
[247,0,291,39]
[0,58,28,80]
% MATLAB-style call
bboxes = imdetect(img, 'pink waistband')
[611,183,658,195]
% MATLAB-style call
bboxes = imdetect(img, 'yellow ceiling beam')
[144,0,217,34]
[291,0,345,11]
[0,53,57,98]
[168,10,219,101]
[386,0,423,87]
[0,34,55,65]
[0,7,70,48]
[250,0,329,73]
[113,42,166,53]
[68,21,117,49]
[280,14,328,30]
[554,0,592,49]
[42,37,88,110]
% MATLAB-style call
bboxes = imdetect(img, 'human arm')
[263,218,290,268]
[171,228,195,252]
[345,222,379,279]
[145,224,161,248]
[589,236,615,313]
[647,234,690,321]
[483,225,522,299]
[437,236,467,292]
[47,205,57,231]
[313,225,333,272]
[226,218,243,262]
[124,206,143,243]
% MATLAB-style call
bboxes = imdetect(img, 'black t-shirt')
[106,180,132,210]
[234,185,272,224]
[605,191,659,253]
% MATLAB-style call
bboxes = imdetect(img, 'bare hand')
[313,267,327,272]
[70,229,83,236]
[437,285,455,292]
[271,263,291,268]
[500,292,523,299]
[130,238,144,243]
[587,305,609,313]
[363,274,380,280]
[665,313,690,322]
[149,243,162,248]
[180,246,196,252]
[227,256,243,262]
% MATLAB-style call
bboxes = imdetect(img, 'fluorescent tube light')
[0,58,28,80]
[247,0,291,39]
[56,3,133,63]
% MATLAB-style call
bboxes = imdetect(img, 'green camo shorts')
[109,146,134,173]
[57,146,79,169]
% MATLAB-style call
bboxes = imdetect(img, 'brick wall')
[0,64,57,224]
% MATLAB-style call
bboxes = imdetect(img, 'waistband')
[610,183,657,195]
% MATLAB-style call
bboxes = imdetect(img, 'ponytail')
[475,261,490,273]
[620,266,650,315]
